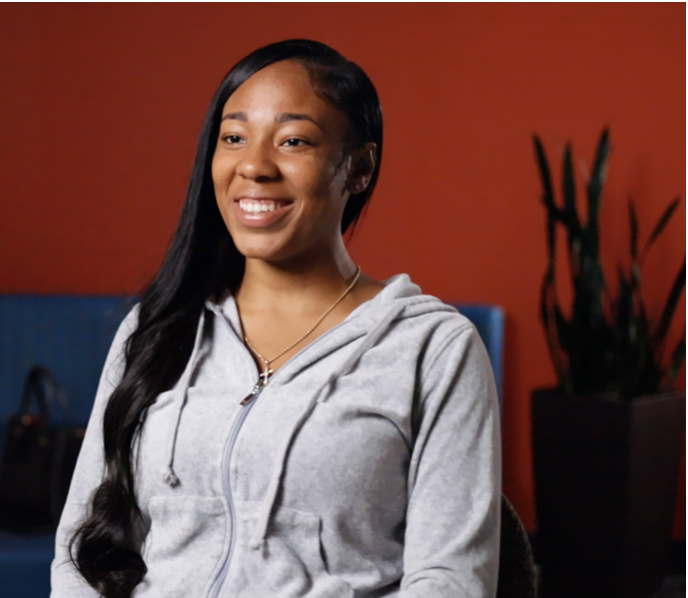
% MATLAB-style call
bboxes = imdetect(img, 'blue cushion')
[0,530,54,597]
[0,295,132,424]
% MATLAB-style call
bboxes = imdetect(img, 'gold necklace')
[240,266,362,405]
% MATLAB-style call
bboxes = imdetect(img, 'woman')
[51,39,501,598]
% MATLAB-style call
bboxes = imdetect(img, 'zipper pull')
[240,381,262,406]
[240,368,273,406]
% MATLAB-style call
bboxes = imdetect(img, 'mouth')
[233,197,294,227]
[236,198,292,215]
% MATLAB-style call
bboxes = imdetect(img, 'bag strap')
[19,366,56,421]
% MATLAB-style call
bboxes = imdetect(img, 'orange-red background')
[1,4,685,537]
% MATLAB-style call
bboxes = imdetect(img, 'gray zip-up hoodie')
[51,274,501,598]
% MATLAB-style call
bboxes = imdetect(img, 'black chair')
[497,494,538,598]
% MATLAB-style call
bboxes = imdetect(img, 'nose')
[236,139,279,181]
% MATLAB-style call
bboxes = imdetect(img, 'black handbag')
[0,366,85,533]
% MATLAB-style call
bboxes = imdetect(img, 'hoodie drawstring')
[249,303,406,550]
[161,310,206,486]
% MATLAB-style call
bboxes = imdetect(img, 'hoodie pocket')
[226,500,353,598]
[141,496,227,598]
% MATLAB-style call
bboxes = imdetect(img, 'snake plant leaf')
[614,264,635,396]
[540,268,567,385]
[546,212,556,262]
[652,257,686,353]
[562,144,580,231]
[664,337,686,391]
[631,312,652,381]
[616,263,632,316]
[553,301,571,351]
[589,128,611,189]
[639,197,680,265]
[637,292,648,329]
[628,197,639,261]
[533,135,560,218]
[586,128,611,239]
[576,252,607,318]
[539,266,554,333]
[631,263,642,289]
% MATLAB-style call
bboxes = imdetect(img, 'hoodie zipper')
[206,310,267,598]
[203,301,376,598]
[207,384,261,598]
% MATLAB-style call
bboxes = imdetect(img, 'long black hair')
[69,39,383,597]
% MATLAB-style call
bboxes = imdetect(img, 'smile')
[233,197,294,227]
[238,199,291,214]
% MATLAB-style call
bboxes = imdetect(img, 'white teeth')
[239,200,279,214]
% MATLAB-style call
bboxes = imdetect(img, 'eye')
[282,138,310,147]
[223,134,244,145]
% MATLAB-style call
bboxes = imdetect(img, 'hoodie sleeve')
[400,322,502,598]
[50,306,139,597]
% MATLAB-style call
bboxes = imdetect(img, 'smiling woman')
[212,60,376,270]
[50,40,501,598]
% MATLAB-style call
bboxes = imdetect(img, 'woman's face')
[212,60,373,264]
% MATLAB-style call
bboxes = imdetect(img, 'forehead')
[221,60,343,126]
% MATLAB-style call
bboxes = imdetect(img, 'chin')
[232,237,293,263]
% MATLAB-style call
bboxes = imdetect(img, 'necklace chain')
[243,266,361,382]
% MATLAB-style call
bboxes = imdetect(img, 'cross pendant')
[259,366,274,387]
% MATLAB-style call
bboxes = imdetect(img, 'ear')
[346,142,377,194]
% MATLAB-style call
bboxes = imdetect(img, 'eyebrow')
[222,111,248,122]
[275,112,320,127]
[221,111,322,129]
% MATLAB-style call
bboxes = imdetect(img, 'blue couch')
[0,294,504,597]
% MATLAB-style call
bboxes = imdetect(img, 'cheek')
[289,156,344,200]
[312,161,349,212]
[329,161,350,196]
[211,153,226,190]
[211,157,233,223]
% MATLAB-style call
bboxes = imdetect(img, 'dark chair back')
[497,494,538,598]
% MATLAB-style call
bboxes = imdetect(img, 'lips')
[237,198,291,214]
[233,197,294,226]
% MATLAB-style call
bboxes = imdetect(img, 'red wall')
[1,4,684,536]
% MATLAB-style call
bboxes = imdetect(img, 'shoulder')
[371,295,484,378]
[374,274,477,348]
[111,302,141,354]
[117,302,141,337]
[392,295,478,349]
[100,303,140,384]
[395,295,492,376]
[363,274,490,379]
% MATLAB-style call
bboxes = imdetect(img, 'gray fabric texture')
[51,274,502,598]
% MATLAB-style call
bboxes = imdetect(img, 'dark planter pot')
[532,388,685,598]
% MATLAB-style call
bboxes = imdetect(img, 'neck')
[235,241,358,316]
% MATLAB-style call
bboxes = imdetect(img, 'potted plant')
[530,128,685,598]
